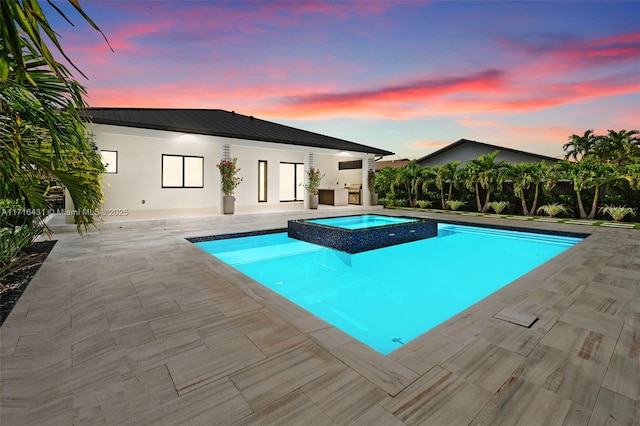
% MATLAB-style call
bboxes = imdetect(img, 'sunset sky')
[46,1,639,159]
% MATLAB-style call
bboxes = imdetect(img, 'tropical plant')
[303,167,324,195]
[216,158,243,196]
[563,129,597,162]
[553,158,623,219]
[505,161,548,215]
[2,1,110,232]
[593,129,640,165]
[488,201,510,214]
[393,161,430,207]
[1,0,111,85]
[434,161,460,209]
[537,203,572,218]
[416,200,432,209]
[2,48,105,231]
[446,200,466,211]
[0,221,47,293]
[462,151,509,212]
[598,205,636,222]
[374,166,398,198]
[367,169,376,192]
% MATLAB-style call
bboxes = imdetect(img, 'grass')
[395,206,640,229]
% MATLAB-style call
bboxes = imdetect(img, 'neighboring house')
[416,139,560,168]
[79,108,393,215]
[375,158,412,170]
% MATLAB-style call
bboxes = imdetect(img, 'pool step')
[493,308,538,328]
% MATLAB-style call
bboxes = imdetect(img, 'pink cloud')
[499,31,640,71]
[260,69,506,118]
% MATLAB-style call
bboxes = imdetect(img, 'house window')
[338,159,362,170]
[258,160,267,202]
[100,150,118,174]
[279,162,304,202]
[162,154,204,188]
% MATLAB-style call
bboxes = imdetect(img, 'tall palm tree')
[434,161,460,209]
[463,151,509,212]
[553,158,622,219]
[505,161,548,215]
[394,161,426,207]
[595,129,640,165]
[563,129,597,162]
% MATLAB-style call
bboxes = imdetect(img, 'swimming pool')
[194,221,583,354]
[307,214,418,229]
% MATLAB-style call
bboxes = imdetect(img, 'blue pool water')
[307,214,418,229]
[195,222,582,354]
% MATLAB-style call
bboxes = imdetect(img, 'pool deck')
[1,207,638,425]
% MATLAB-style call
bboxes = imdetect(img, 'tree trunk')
[475,183,483,212]
[520,195,530,216]
[576,191,588,218]
[482,190,491,212]
[530,184,540,216]
[587,186,600,219]
[440,187,446,209]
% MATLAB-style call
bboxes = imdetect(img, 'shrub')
[0,223,47,293]
[537,203,572,218]
[488,201,510,214]
[446,200,466,211]
[598,205,636,222]
[416,200,432,209]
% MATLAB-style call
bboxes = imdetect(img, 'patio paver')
[1,207,638,425]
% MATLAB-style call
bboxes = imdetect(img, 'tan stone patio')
[1,207,638,425]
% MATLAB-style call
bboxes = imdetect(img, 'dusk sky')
[46,1,639,160]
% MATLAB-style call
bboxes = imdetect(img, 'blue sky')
[46,0,639,159]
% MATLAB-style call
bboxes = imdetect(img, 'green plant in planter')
[304,168,324,195]
[537,203,572,218]
[368,169,376,192]
[599,205,636,222]
[216,158,242,196]
[488,201,510,214]
[416,200,432,209]
[446,200,466,211]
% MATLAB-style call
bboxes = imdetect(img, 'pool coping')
[187,216,593,395]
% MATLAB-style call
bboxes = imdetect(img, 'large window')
[100,150,118,174]
[162,154,204,188]
[258,160,267,202]
[279,162,304,202]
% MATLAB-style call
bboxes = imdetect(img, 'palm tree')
[1,2,110,232]
[553,158,623,219]
[434,161,460,209]
[462,151,509,212]
[505,161,548,215]
[1,0,110,85]
[594,129,640,165]
[563,129,597,162]
[394,161,427,207]
[1,55,105,231]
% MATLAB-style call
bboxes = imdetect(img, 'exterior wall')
[94,125,220,213]
[419,144,557,167]
[90,124,375,214]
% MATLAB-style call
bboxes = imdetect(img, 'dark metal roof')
[85,108,393,156]
[416,138,560,164]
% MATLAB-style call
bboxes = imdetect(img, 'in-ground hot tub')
[287,214,437,254]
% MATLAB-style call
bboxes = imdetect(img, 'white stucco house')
[79,108,393,216]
